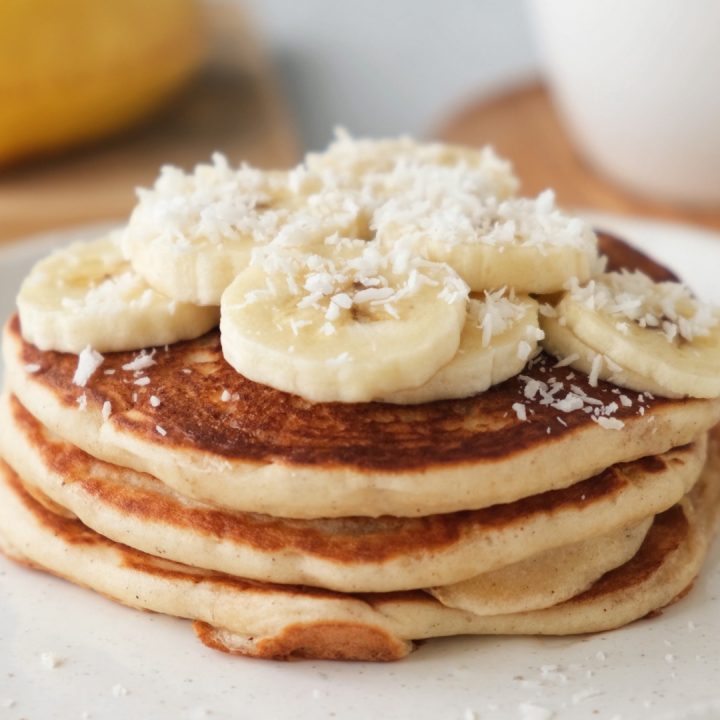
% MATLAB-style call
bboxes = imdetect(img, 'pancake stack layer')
[1,136,720,661]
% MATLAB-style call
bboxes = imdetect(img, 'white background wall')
[245,0,539,150]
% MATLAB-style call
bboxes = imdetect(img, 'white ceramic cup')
[528,0,720,207]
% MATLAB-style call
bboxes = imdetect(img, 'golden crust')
[9,311,700,473]
[0,427,718,661]
[2,393,706,593]
[193,620,413,662]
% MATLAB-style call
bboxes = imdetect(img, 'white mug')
[528,0,720,207]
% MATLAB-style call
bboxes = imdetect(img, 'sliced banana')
[552,271,720,398]
[305,128,519,200]
[17,233,219,353]
[122,154,364,306]
[540,311,682,397]
[375,189,600,293]
[380,292,540,404]
[220,243,469,403]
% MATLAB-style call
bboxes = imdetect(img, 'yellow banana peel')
[0,0,205,166]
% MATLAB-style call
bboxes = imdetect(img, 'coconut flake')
[517,340,532,361]
[40,652,61,669]
[552,353,578,368]
[568,270,719,344]
[512,402,527,421]
[588,354,603,387]
[593,416,625,430]
[72,346,104,387]
[122,350,156,372]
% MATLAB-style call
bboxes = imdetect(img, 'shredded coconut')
[552,353,579,368]
[588,354,603,387]
[102,401,112,420]
[40,652,61,669]
[248,242,469,337]
[512,402,527,421]
[155,425,167,437]
[517,361,630,430]
[122,350,156,372]
[374,187,598,275]
[149,395,161,407]
[593,416,625,430]
[469,289,528,347]
[72,346,104,387]
[517,340,532,361]
[24,363,41,373]
[127,152,361,256]
[567,270,719,344]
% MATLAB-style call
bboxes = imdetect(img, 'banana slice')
[306,129,519,200]
[380,292,541,404]
[540,311,682,397]
[122,154,364,306]
[17,233,219,353]
[375,189,600,293]
[220,243,469,403]
[551,272,720,398]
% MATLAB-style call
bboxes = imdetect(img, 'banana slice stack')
[15,133,720,405]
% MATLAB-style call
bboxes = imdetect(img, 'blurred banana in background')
[0,0,205,167]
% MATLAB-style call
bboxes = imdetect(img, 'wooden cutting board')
[0,2,298,246]
[439,83,720,232]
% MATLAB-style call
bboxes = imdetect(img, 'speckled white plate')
[0,216,719,720]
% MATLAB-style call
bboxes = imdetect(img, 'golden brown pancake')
[2,213,712,521]
[0,425,717,662]
[0,392,704,592]
[596,230,679,280]
[5,315,720,519]
[428,517,652,616]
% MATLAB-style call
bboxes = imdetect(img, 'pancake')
[596,230,679,280]
[0,392,704,592]
[0,425,717,662]
[429,516,652,616]
[5,316,720,519]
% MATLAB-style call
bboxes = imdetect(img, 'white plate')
[0,217,719,720]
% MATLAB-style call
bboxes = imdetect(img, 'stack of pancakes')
[1,229,719,661]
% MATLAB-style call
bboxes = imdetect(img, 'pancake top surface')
[5,233,720,518]
[6,313,702,470]
[5,232,702,472]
